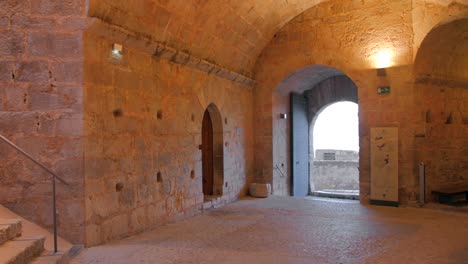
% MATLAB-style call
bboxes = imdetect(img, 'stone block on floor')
[249,183,271,198]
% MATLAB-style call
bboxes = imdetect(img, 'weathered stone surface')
[72,197,468,264]
[15,61,49,83]
[79,21,254,246]
[254,0,468,203]
[0,0,87,245]
[0,31,25,57]
[0,0,466,250]
[28,33,82,58]
[30,0,84,15]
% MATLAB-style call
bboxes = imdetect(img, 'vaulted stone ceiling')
[88,0,468,77]
[88,0,330,76]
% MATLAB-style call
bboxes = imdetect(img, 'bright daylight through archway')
[313,102,359,152]
[310,101,359,198]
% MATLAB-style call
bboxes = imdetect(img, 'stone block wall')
[413,16,468,202]
[82,21,254,246]
[0,0,465,247]
[254,0,467,204]
[311,160,359,191]
[311,149,359,191]
[0,0,87,243]
[254,0,415,202]
[315,150,358,161]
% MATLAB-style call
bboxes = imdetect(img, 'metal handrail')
[0,134,69,253]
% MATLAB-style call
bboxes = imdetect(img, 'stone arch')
[413,18,468,202]
[412,2,468,60]
[414,18,468,82]
[271,65,360,196]
[202,103,225,197]
[307,74,358,156]
[309,100,360,194]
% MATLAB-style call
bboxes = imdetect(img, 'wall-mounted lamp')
[375,50,392,69]
[112,43,123,56]
[280,113,288,119]
[374,49,393,77]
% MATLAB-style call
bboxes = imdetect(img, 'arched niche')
[413,18,468,202]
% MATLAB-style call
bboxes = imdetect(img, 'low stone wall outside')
[311,152,359,191]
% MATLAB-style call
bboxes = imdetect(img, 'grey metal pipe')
[419,162,425,204]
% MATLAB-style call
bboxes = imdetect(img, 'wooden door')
[291,93,310,197]
[202,110,214,195]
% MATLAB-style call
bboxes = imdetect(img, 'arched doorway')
[201,104,224,200]
[273,65,359,198]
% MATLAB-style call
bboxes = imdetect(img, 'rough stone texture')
[1,0,467,249]
[315,149,359,161]
[312,160,359,191]
[0,220,22,245]
[0,0,87,243]
[71,197,468,264]
[309,149,359,192]
[82,22,254,246]
[86,0,337,76]
[253,0,468,204]
[413,18,468,202]
[86,21,255,87]
[312,150,359,191]
[0,235,45,264]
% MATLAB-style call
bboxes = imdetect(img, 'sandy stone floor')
[72,196,468,264]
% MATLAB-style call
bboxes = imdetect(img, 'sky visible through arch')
[313,102,359,152]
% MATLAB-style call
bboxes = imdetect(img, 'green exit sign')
[378,86,391,94]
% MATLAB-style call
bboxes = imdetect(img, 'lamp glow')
[375,50,392,69]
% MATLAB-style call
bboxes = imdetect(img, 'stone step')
[0,205,73,264]
[0,236,45,264]
[31,250,70,264]
[0,219,22,246]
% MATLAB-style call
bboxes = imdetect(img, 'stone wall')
[254,0,467,204]
[413,18,468,202]
[315,150,358,161]
[311,160,359,191]
[255,0,416,202]
[0,0,466,247]
[86,0,331,75]
[82,20,254,246]
[0,0,87,243]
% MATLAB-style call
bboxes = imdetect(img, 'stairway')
[0,205,73,264]
[0,219,45,263]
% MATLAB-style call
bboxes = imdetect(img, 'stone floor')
[72,196,468,264]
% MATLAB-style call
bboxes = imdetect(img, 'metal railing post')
[53,176,58,253]
[0,134,68,254]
